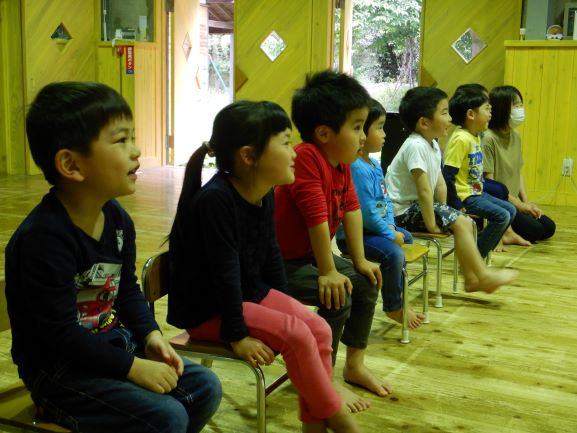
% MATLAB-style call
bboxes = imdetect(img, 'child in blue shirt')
[337,99,425,329]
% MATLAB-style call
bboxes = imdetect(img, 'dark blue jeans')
[283,254,379,365]
[26,328,222,433]
[337,228,413,313]
[463,192,516,257]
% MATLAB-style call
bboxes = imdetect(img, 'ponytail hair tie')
[203,141,215,157]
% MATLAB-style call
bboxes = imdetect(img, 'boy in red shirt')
[275,70,388,412]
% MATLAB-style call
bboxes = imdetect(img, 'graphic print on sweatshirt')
[75,262,122,333]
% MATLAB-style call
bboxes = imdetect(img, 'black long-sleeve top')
[167,172,288,342]
[5,191,159,381]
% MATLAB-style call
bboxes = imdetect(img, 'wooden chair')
[340,243,429,343]
[0,279,71,433]
[412,218,483,307]
[410,232,457,307]
[141,252,289,433]
[400,243,430,344]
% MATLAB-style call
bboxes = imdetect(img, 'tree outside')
[349,0,422,112]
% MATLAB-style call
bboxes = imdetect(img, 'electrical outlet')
[562,158,573,177]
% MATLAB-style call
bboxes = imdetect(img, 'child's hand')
[230,336,275,367]
[354,259,382,289]
[127,356,179,394]
[526,202,543,218]
[144,331,184,376]
[393,231,405,246]
[317,269,352,310]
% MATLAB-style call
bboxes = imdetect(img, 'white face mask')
[509,107,525,128]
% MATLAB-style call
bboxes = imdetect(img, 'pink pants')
[187,289,342,422]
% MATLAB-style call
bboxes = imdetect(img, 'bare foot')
[386,308,426,329]
[493,240,506,252]
[502,231,531,246]
[343,362,392,398]
[325,404,363,433]
[334,382,370,413]
[464,268,518,293]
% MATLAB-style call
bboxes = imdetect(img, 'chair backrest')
[141,251,170,314]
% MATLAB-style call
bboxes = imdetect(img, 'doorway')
[169,0,233,167]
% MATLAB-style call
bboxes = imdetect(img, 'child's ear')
[416,116,429,131]
[313,125,331,144]
[466,109,476,120]
[54,149,85,182]
[238,145,257,166]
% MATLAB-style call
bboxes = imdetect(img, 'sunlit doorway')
[169,0,233,167]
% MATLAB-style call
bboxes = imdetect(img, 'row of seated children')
[5,71,526,433]
[442,83,555,252]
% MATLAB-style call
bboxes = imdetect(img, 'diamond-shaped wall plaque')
[51,23,72,43]
[182,32,192,61]
[260,31,286,62]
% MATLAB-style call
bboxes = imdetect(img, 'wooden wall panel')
[234,0,332,121]
[505,41,577,206]
[421,0,522,96]
[0,0,26,175]
[22,0,97,174]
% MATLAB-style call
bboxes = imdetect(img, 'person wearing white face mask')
[481,85,556,244]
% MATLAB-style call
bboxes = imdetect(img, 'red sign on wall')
[126,46,134,75]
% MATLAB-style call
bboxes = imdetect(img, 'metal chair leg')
[422,255,430,324]
[249,363,267,433]
[401,266,410,344]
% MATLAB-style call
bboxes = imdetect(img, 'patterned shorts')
[394,202,464,232]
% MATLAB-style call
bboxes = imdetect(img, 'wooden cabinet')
[505,40,577,206]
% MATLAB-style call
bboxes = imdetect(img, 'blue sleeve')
[351,160,396,241]
[442,164,464,210]
[384,190,395,227]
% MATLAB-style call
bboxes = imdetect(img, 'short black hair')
[26,81,132,185]
[488,85,523,131]
[455,83,488,94]
[399,86,448,131]
[364,98,387,136]
[291,70,371,143]
[449,87,489,127]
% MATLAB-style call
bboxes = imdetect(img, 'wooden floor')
[1,166,577,433]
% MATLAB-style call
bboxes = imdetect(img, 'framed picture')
[563,2,577,38]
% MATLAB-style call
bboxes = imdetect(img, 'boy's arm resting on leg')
[308,222,352,310]
[127,352,179,394]
[341,209,382,289]
[144,330,184,375]
[434,171,448,205]
[412,169,443,234]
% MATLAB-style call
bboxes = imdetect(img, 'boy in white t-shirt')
[385,87,517,293]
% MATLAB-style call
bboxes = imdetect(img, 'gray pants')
[284,254,378,364]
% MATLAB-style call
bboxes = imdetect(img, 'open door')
[234,0,334,120]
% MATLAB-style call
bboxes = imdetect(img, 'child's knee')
[451,215,470,231]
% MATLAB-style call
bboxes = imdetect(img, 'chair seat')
[401,243,429,262]
[0,381,71,433]
[410,231,451,239]
[170,333,241,358]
